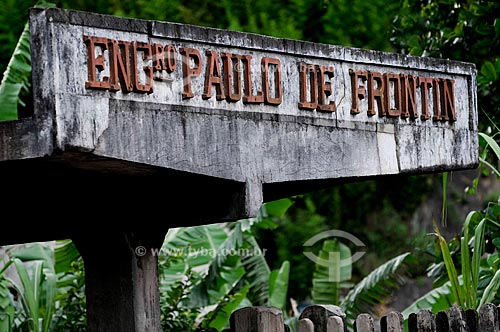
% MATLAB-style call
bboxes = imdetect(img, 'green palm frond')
[0,1,56,121]
[0,260,15,332]
[158,199,294,329]
[53,240,81,275]
[160,224,227,298]
[6,243,59,332]
[240,236,270,306]
[0,21,30,121]
[159,220,275,327]
[341,252,413,321]
[207,222,245,283]
[311,239,352,305]
[204,283,250,331]
[401,281,454,319]
[268,260,290,310]
[8,258,57,332]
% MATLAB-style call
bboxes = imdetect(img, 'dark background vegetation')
[1,0,499,309]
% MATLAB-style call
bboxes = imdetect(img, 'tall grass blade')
[434,222,464,306]
[471,219,486,307]
[461,212,476,308]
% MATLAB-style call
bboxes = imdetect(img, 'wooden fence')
[229,303,500,332]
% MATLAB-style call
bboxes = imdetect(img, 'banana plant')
[341,252,413,317]
[0,1,55,121]
[401,281,454,318]
[310,236,414,329]
[311,239,352,305]
[9,258,57,332]
[1,240,83,332]
[0,21,30,121]
[402,132,500,316]
[401,216,500,317]
[159,198,293,331]
[3,243,58,332]
[0,260,15,332]
[423,216,500,310]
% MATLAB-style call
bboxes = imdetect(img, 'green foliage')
[51,255,86,332]
[405,196,500,315]
[0,0,402,119]
[305,0,399,50]
[401,281,454,318]
[0,260,15,332]
[479,132,500,177]
[160,269,203,331]
[272,176,431,302]
[0,241,85,332]
[0,22,30,121]
[468,131,500,195]
[423,132,500,311]
[11,258,57,332]
[53,240,81,275]
[0,0,37,77]
[5,243,58,332]
[0,1,55,121]
[307,235,414,329]
[391,0,500,127]
[433,222,465,306]
[268,261,290,310]
[311,240,352,305]
[341,252,413,326]
[274,196,330,302]
[158,199,292,331]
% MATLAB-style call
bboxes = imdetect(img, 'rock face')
[1,8,477,234]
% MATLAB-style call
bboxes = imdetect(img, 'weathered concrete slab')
[0,8,478,223]
[0,8,480,332]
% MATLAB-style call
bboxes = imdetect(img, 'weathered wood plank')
[300,305,346,332]
[230,306,285,332]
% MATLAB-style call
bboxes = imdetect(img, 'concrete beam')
[0,8,478,224]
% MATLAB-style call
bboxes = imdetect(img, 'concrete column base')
[74,231,167,332]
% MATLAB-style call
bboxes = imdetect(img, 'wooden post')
[408,312,418,332]
[327,316,345,332]
[447,306,467,332]
[297,315,343,332]
[414,310,435,332]
[299,305,346,332]
[230,306,286,332]
[380,312,404,332]
[479,303,500,332]
[355,314,374,332]
[73,230,167,332]
[435,311,450,332]
[297,318,314,332]
[464,309,478,332]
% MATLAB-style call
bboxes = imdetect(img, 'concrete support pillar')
[74,231,167,332]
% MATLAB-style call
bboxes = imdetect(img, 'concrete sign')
[2,8,478,218]
[0,8,479,332]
